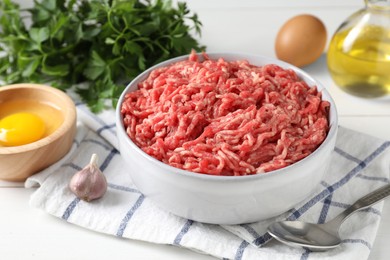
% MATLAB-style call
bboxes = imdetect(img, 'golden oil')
[327,25,390,98]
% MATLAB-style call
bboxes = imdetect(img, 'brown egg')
[275,14,327,67]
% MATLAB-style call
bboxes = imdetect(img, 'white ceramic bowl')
[115,53,338,225]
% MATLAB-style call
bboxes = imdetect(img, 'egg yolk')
[0,112,46,146]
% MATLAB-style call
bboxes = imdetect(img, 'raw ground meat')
[121,52,330,176]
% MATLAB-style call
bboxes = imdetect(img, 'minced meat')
[121,52,329,176]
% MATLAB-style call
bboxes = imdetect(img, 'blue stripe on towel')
[342,238,372,249]
[362,207,382,216]
[318,193,333,224]
[234,240,249,260]
[357,174,390,183]
[107,183,141,194]
[64,163,82,171]
[240,224,273,246]
[81,139,112,151]
[100,148,119,171]
[240,224,260,241]
[173,219,194,245]
[116,194,145,237]
[329,201,382,216]
[334,147,363,164]
[300,248,311,260]
[62,198,81,220]
[329,200,351,210]
[253,232,272,246]
[97,123,116,135]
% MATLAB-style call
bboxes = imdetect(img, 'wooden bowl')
[0,84,77,182]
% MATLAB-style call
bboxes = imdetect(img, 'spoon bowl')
[268,221,341,251]
[268,183,390,251]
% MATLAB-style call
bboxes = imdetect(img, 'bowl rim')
[115,52,338,182]
[0,83,76,154]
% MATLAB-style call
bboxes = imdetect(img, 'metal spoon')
[267,183,390,251]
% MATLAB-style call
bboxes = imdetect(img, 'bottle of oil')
[327,0,390,98]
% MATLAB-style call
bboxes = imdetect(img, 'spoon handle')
[328,184,390,228]
[356,183,390,209]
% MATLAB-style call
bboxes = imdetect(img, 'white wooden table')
[1,1,390,259]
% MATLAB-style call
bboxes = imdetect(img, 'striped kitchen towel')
[26,102,390,260]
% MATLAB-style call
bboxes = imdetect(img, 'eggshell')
[275,14,327,67]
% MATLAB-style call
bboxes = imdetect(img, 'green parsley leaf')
[0,0,205,113]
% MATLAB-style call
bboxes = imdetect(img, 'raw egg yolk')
[0,112,46,146]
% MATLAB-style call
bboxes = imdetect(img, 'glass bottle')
[327,0,390,98]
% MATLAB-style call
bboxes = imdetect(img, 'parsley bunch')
[0,0,204,112]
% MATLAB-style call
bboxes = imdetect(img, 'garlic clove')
[69,154,107,202]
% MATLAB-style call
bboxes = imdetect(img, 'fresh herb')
[0,0,204,112]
